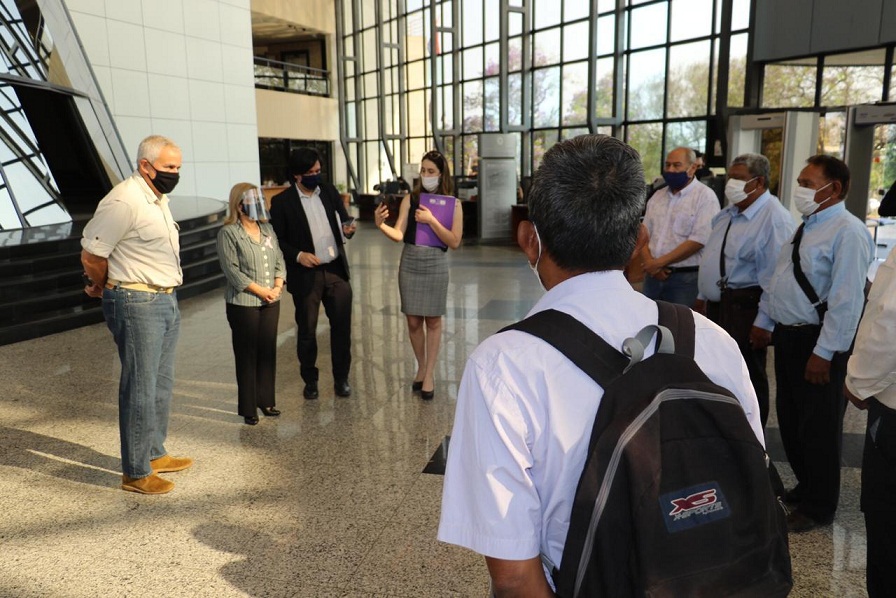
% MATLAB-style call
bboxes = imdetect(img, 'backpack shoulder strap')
[500,309,628,388]
[656,300,695,358]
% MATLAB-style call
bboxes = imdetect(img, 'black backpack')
[503,301,792,597]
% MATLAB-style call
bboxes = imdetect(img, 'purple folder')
[415,193,457,248]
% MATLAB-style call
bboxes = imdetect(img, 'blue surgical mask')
[662,170,691,191]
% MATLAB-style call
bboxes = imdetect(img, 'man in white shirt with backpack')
[438,135,774,596]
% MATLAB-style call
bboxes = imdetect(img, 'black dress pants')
[706,292,770,427]
[292,266,352,384]
[772,325,847,523]
[861,399,896,598]
[226,301,280,417]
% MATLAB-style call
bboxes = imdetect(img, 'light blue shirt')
[758,202,874,360]
[697,192,795,303]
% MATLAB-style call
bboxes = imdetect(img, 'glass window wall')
[337,0,894,193]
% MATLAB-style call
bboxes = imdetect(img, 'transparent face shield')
[239,187,270,222]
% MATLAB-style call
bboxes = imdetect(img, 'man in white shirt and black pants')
[845,245,896,598]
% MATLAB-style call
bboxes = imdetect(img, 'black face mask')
[299,173,320,191]
[149,166,179,194]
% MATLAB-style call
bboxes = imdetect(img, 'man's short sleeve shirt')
[81,172,182,287]
[644,179,720,267]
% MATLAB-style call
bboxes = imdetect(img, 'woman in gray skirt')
[374,151,463,399]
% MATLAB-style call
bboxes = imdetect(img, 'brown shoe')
[150,454,193,473]
[121,474,174,495]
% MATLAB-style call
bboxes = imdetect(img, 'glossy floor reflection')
[0,226,871,597]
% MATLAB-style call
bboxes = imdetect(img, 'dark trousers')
[226,301,280,417]
[772,325,847,522]
[292,267,352,384]
[861,399,896,597]
[706,288,770,426]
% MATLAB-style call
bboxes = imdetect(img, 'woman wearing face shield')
[216,183,287,424]
[373,151,463,400]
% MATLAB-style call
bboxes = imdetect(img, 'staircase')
[0,208,227,346]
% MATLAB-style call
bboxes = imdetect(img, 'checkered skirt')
[398,243,449,317]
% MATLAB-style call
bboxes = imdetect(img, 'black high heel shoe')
[260,407,281,417]
[244,416,259,425]
[411,381,423,392]
[421,387,434,400]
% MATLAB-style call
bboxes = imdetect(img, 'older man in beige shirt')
[81,134,192,495]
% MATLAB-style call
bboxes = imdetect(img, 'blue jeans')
[103,288,180,478]
[641,271,699,307]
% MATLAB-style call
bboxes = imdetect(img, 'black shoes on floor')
[304,380,351,398]
[244,416,259,425]
[260,406,281,417]
[412,379,433,400]
[335,379,352,397]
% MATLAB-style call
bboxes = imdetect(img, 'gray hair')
[731,153,771,186]
[528,134,645,272]
[670,146,696,165]
[136,135,180,167]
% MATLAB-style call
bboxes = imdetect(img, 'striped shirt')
[216,222,286,306]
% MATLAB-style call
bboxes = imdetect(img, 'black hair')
[287,147,321,178]
[806,154,850,198]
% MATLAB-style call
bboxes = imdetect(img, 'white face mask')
[724,177,757,206]
[793,182,833,216]
[421,176,440,192]
[528,224,546,292]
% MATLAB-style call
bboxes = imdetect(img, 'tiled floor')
[0,225,873,597]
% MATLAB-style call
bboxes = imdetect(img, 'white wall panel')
[226,124,260,162]
[220,44,254,85]
[104,0,143,25]
[189,80,227,122]
[65,0,105,17]
[141,0,185,35]
[69,0,259,200]
[144,29,189,78]
[183,0,222,42]
[191,122,230,162]
[109,69,151,116]
[223,84,256,124]
[191,162,231,201]
[147,74,191,120]
[185,37,224,82]
[107,22,147,70]
[219,3,251,48]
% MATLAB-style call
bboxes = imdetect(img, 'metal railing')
[253,57,329,97]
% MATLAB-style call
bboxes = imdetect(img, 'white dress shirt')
[298,184,338,264]
[644,178,720,267]
[846,246,896,409]
[438,270,762,573]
